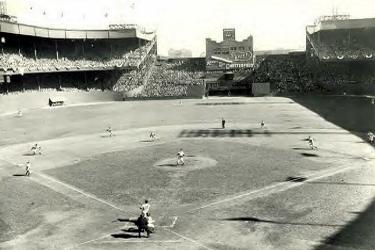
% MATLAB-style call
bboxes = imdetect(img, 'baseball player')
[177,148,185,165]
[25,161,31,176]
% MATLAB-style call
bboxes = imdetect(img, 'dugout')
[49,96,65,106]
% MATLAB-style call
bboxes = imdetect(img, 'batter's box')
[158,216,179,228]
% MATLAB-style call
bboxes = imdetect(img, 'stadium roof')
[0,20,155,41]
[307,17,375,34]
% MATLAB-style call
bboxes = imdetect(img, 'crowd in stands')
[254,54,316,93]
[307,32,375,61]
[0,39,156,74]
[112,51,157,93]
[254,52,375,94]
[138,60,204,97]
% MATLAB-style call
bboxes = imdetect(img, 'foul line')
[188,164,359,213]
[35,172,126,212]
[64,233,110,250]
[160,216,178,228]
[163,228,214,250]
[33,173,197,249]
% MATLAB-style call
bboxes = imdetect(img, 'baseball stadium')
[1,1,375,250]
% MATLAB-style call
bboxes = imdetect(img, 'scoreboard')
[206,29,254,71]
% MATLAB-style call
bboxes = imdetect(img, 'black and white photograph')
[0,0,375,249]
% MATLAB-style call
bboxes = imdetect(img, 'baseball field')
[0,96,374,250]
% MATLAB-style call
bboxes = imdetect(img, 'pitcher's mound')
[154,156,217,171]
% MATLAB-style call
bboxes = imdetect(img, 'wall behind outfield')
[0,91,122,114]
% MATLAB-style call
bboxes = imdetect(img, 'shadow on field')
[140,140,154,143]
[157,163,177,167]
[285,176,308,182]
[178,129,348,138]
[290,96,375,250]
[291,96,375,136]
[12,174,27,177]
[111,233,140,239]
[122,228,139,233]
[293,147,311,150]
[220,217,342,227]
[116,218,136,223]
[301,153,319,157]
[315,197,375,250]
[22,152,36,156]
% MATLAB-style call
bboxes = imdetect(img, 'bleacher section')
[135,59,205,97]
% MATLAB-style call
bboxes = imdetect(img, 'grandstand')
[137,57,205,98]
[0,19,157,95]
[251,16,375,96]
[306,15,375,62]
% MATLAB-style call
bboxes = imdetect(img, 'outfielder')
[177,148,185,166]
[25,161,31,176]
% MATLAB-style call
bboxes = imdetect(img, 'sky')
[5,0,375,56]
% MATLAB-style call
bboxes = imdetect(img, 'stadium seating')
[307,30,375,61]
[137,60,205,97]
[0,39,156,74]
[254,52,375,94]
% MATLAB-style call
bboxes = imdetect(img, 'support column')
[18,37,21,56]
[82,41,85,59]
[33,42,37,60]
[55,40,59,60]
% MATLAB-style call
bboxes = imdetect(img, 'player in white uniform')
[149,131,157,141]
[17,110,23,117]
[261,120,265,129]
[177,149,185,166]
[140,200,150,216]
[146,213,155,233]
[368,132,374,143]
[106,126,113,137]
[308,136,317,150]
[31,143,42,155]
[25,161,31,176]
